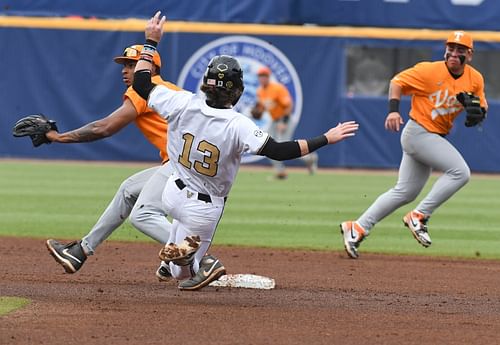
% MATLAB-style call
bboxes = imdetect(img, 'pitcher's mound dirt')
[1,237,500,345]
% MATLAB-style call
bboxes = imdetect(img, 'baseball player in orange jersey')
[132,12,359,290]
[45,45,182,277]
[255,67,318,179]
[340,31,488,259]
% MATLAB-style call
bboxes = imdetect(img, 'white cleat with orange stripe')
[403,210,432,247]
[340,221,367,259]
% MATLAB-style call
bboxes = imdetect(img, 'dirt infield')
[1,237,500,345]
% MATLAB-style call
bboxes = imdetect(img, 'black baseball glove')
[456,92,486,127]
[250,102,265,120]
[12,114,58,147]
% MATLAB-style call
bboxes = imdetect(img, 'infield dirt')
[1,237,500,345]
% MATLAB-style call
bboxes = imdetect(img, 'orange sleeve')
[124,87,148,116]
[392,62,430,96]
[124,78,182,116]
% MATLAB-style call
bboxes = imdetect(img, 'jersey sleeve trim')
[256,133,270,155]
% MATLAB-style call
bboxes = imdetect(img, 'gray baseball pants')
[81,164,173,255]
[357,119,470,232]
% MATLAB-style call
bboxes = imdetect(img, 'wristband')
[140,39,157,64]
[145,39,158,48]
[306,135,328,152]
[389,98,400,113]
[142,45,156,55]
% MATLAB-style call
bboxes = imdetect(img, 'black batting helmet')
[202,55,244,95]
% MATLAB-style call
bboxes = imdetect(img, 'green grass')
[0,297,30,316]
[1,160,499,259]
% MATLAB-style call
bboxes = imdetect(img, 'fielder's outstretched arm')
[46,100,138,143]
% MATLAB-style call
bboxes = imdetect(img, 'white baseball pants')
[162,173,225,279]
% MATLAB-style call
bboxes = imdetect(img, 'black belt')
[174,179,226,203]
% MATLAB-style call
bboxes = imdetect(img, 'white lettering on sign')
[381,0,484,5]
[450,0,485,5]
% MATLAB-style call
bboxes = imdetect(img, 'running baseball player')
[340,31,487,259]
[252,67,318,179]
[13,45,180,278]
[132,11,359,290]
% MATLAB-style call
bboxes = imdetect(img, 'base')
[209,274,275,290]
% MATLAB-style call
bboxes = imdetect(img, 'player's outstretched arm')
[46,99,138,143]
[259,121,359,161]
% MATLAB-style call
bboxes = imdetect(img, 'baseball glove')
[12,114,58,147]
[250,103,265,120]
[456,92,485,127]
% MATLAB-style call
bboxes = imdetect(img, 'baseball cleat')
[155,261,172,282]
[158,235,201,266]
[178,254,226,291]
[403,210,432,247]
[275,172,288,180]
[46,239,87,273]
[340,221,366,259]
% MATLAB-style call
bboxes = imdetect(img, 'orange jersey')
[392,61,487,135]
[124,75,182,162]
[256,81,293,121]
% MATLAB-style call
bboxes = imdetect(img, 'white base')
[209,274,275,290]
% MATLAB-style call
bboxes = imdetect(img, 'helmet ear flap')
[230,88,243,106]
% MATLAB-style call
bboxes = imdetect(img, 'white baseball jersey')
[148,86,270,197]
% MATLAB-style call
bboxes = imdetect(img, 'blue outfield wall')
[3,0,500,30]
[1,23,500,171]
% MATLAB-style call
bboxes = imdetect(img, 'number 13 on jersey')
[178,133,220,177]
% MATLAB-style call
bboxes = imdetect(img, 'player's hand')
[145,11,166,43]
[385,112,404,132]
[324,121,359,144]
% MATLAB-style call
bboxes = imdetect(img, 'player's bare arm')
[46,99,138,143]
[385,81,404,132]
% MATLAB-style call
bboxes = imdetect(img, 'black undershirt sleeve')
[258,137,302,161]
[132,70,157,100]
[258,135,329,161]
